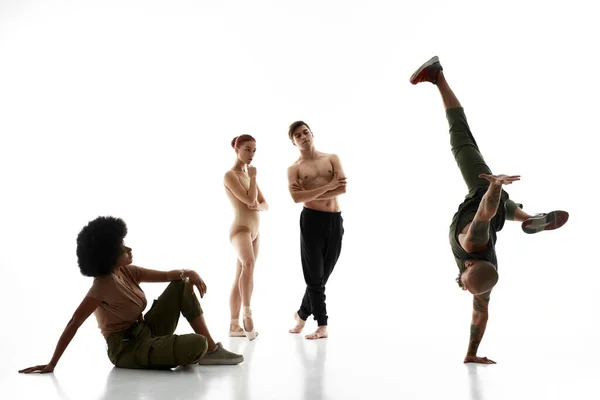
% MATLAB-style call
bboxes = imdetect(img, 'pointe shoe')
[228,319,246,337]
[243,309,258,341]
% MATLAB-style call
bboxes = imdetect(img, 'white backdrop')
[1,0,598,383]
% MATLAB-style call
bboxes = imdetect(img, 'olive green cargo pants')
[106,280,208,369]
[447,107,522,220]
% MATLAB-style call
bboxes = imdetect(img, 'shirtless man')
[286,121,347,340]
[410,56,569,363]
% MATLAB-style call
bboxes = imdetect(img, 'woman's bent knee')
[175,334,208,365]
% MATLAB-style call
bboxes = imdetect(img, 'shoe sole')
[198,359,244,366]
[228,331,259,339]
[198,355,244,366]
[409,56,439,84]
[522,210,569,234]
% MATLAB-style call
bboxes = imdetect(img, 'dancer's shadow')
[465,363,487,400]
[226,337,257,400]
[94,366,198,400]
[295,337,328,400]
[93,340,258,400]
[49,374,72,400]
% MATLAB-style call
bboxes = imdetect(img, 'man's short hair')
[288,121,311,141]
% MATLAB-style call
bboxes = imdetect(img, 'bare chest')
[297,157,334,189]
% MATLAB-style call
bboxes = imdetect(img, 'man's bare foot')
[289,312,306,334]
[305,326,328,340]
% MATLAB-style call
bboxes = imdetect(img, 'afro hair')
[76,216,127,277]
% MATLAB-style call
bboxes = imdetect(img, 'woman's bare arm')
[19,295,100,373]
[249,186,269,211]
[224,171,258,206]
[137,268,207,298]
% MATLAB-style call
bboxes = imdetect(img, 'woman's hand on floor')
[19,363,55,374]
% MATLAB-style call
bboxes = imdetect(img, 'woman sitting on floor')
[19,216,243,373]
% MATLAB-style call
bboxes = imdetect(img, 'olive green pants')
[106,280,208,369]
[447,107,522,220]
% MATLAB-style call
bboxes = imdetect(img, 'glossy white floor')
[2,0,599,399]
[4,307,600,400]
[4,212,600,400]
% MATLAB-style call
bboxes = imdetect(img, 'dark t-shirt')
[449,187,510,275]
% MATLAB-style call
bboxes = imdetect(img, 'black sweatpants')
[297,207,344,326]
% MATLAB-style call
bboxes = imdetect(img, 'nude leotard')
[225,171,260,241]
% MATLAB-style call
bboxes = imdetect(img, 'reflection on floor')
[5,327,600,400]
